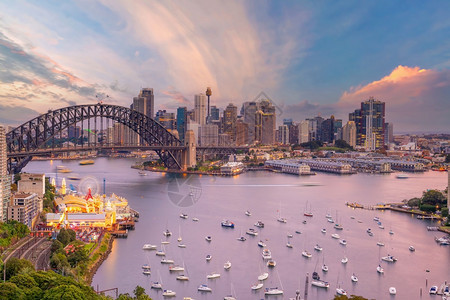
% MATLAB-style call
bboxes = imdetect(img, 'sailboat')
[304,200,313,217]
[264,270,284,295]
[177,225,182,242]
[286,236,293,248]
[277,202,287,223]
[151,270,163,289]
[336,271,347,296]
[322,253,328,272]
[224,283,237,299]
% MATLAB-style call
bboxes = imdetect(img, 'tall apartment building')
[0,125,11,221]
[256,99,276,145]
[18,174,45,197]
[241,101,258,144]
[361,97,385,150]
[278,125,289,144]
[194,94,207,125]
[298,120,310,144]
[321,116,335,143]
[342,121,357,148]
[385,122,394,146]
[156,110,176,130]
[223,103,237,142]
[236,120,249,146]
[133,88,154,118]
[7,193,42,228]
[199,124,219,146]
[210,106,220,121]
[349,109,362,146]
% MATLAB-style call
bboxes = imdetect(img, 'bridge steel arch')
[6,104,185,174]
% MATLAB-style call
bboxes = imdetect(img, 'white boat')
[334,223,343,230]
[327,218,334,223]
[245,210,251,216]
[251,282,264,290]
[267,260,276,267]
[258,272,269,281]
[179,213,188,219]
[321,228,326,233]
[162,289,176,297]
[396,173,409,179]
[341,257,348,264]
[336,287,347,296]
[287,233,293,238]
[246,228,258,236]
[161,259,174,264]
[205,236,212,242]
[322,264,329,272]
[429,286,438,294]
[224,261,232,270]
[224,296,236,300]
[262,249,272,260]
[169,265,184,272]
[221,220,235,228]
[264,287,283,295]
[156,250,166,256]
[254,221,264,228]
[311,280,330,288]
[389,230,394,235]
[258,240,266,247]
[178,243,186,248]
[192,217,199,222]
[377,241,385,246]
[302,250,312,258]
[142,265,151,275]
[161,241,170,245]
[143,244,157,250]
[163,230,172,237]
[198,284,212,292]
[277,217,287,223]
[373,217,380,222]
[326,213,332,219]
[409,245,415,251]
[237,236,246,241]
[176,274,189,281]
[339,239,347,246]
[206,272,220,279]
[314,244,323,251]
[138,171,147,176]
[331,233,340,239]
[151,282,162,289]
[381,255,397,262]
[379,225,385,229]
[206,254,212,261]
[377,265,384,273]
[286,241,293,248]
[389,287,397,295]
[351,274,358,282]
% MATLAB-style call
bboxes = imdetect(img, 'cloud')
[338,65,450,132]
[159,88,191,110]
[0,104,40,126]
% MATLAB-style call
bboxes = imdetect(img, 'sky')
[0,0,449,132]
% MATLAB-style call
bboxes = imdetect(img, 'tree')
[51,240,63,253]
[421,190,446,207]
[0,282,26,299]
[407,197,421,207]
[335,139,352,149]
[2,258,34,281]
[446,154,450,163]
[43,285,87,300]
[441,207,449,218]
[133,285,146,298]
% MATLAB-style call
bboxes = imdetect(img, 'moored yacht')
[389,287,397,295]
[197,284,212,292]
[161,259,174,264]
[322,264,329,272]
[151,282,162,289]
[267,260,276,267]
[341,257,348,264]
[258,240,266,247]
[169,265,184,272]
[377,265,384,274]
[409,245,415,251]
[351,273,358,282]
[245,210,251,216]
[258,272,269,281]
[331,233,340,239]
[264,287,283,295]
[381,255,397,262]
[163,229,172,237]
[314,244,323,251]
[246,228,258,236]
[254,220,264,228]
[339,239,347,246]
[302,250,312,258]
[224,261,232,270]
[176,274,189,281]
[221,220,235,228]
[262,249,272,260]
[162,289,176,297]
[179,213,188,219]
[143,244,157,250]
[251,282,264,290]
[206,272,220,279]
[206,254,212,261]
[277,217,287,223]
[311,279,330,288]
[336,287,347,295]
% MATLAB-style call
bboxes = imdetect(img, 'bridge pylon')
[181,129,196,170]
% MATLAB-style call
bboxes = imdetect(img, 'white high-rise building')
[342,121,357,148]
[278,125,289,144]
[194,94,207,125]
[298,120,310,144]
[0,125,11,222]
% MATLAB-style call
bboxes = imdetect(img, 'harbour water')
[24,158,449,299]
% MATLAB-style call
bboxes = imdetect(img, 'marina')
[23,158,449,299]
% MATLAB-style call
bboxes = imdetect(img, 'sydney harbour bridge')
[6,103,249,174]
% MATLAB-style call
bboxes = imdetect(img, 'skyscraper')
[223,103,238,142]
[241,101,258,144]
[177,107,188,143]
[361,97,385,150]
[298,120,310,144]
[210,106,220,121]
[278,125,289,144]
[134,88,154,118]
[256,100,276,145]
[0,125,11,221]
[321,115,335,144]
[385,122,394,146]
[236,120,249,146]
[349,109,362,146]
[342,121,357,148]
[194,94,207,125]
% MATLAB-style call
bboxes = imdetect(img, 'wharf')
[388,206,443,220]
[118,220,135,230]
[111,230,128,238]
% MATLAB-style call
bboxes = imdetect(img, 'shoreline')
[86,234,115,285]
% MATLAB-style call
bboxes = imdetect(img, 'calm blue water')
[24,158,450,299]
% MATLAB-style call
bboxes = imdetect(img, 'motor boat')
[142,269,151,275]
[205,236,212,242]
[377,241,385,246]
[206,272,220,279]
[251,282,264,290]
[179,213,188,219]
[246,228,258,236]
[221,220,235,228]
[267,260,276,267]
[176,274,189,281]
[198,284,212,292]
[169,265,184,272]
[381,255,397,262]
[258,240,266,247]
[163,230,172,237]
[377,265,384,274]
[142,244,157,250]
[245,210,251,216]
[264,287,283,295]
[177,243,186,248]
[321,228,326,233]
[314,244,323,251]
[224,261,232,270]
[277,217,287,223]
[302,220,307,224]
[331,233,340,239]
[429,286,438,294]
[334,223,343,230]
[262,249,272,260]
[322,264,329,272]
[389,230,394,235]
[161,241,170,245]
[237,236,246,241]
[327,218,334,223]
[161,259,174,264]
[254,221,264,228]
[162,289,176,297]
[192,217,199,222]
[389,287,397,295]
[409,245,415,251]
[341,257,348,264]
[258,272,269,281]
[304,212,313,217]
[373,217,380,222]
[224,296,236,300]
[286,241,293,248]
[351,274,358,282]
[295,230,302,234]
[206,254,212,261]
[340,239,347,246]
[302,250,312,258]
[156,250,166,256]
[287,233,293,238]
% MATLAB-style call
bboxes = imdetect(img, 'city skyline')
[0,1,449,132]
